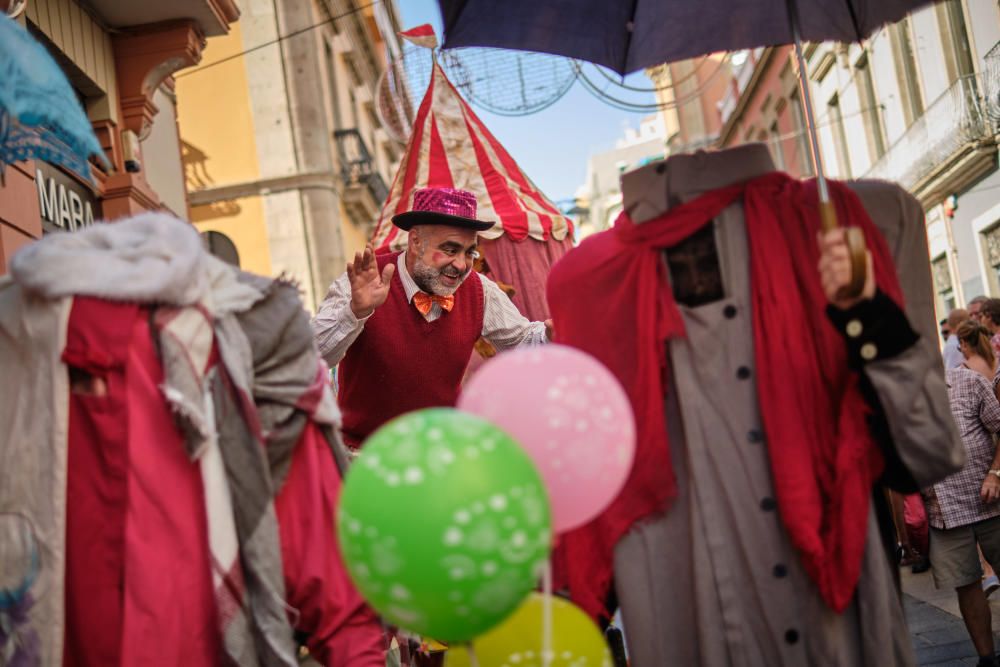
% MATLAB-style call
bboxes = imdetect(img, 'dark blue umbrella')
[435,0,937,295]
[437,0,935,76]
[0,12,107,182]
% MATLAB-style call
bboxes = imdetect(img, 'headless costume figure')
[609,144,960,666]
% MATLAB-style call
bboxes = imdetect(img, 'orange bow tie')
[413,292,455,316]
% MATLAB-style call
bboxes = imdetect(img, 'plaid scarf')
[156,277,343,666]
[4,212,345,665]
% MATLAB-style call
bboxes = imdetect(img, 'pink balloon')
[458,344,636,533]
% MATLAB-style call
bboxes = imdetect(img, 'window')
[324,41,342,129]
[349,87,359,129]
[788,92,814,176]
[932,255,956,315]
[827,94,852,178]
[889,18,925,127]
[854,53,887,161]
[937,0,976,85]
[768,121,786,170]
[201,231,240,268]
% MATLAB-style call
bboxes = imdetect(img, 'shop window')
[201,231,240,267]
[932,254,956,315]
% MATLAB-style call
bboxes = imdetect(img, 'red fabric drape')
[546,172,903,620]
[903,493,929,557]
[62,298,383,666]
[64,299,220,666]
[479,234,573,321]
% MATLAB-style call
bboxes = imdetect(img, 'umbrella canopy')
[371,28,573,252]
[0,13,106,180]
[437,0,937,76]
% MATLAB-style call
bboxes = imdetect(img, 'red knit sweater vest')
[338,251,485,447]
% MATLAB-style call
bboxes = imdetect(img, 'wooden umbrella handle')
[819,199,868,299]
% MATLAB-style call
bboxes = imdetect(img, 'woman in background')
[956,319,1000,596]
[957,320,998,381]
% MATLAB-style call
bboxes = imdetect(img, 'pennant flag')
[399,23,438,50]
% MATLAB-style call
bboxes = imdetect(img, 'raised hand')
[817,228,875,310]
[348,244,395,319]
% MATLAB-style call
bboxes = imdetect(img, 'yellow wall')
[176,23,271,275]
[340,202,370,261]
[191,197,272,276]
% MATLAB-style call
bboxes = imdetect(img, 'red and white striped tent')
[371,25,574,321]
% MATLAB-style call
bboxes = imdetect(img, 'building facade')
[696,0,1000,323]
[0,0,239,272]
[575,114,667,237]
[648,55,731,155]
[176,0,403,311]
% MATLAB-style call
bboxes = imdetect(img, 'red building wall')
[0,162,41,274]
[719,46,813,179]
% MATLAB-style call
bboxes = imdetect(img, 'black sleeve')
[827,289,922,493]
[825,289,920,370]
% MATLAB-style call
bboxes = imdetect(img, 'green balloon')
[337,408,553,641]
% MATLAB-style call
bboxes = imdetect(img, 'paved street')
[904,568,1000,665]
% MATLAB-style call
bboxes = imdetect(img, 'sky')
[397,0,655,204]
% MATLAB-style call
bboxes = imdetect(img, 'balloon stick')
[543,560,553,667]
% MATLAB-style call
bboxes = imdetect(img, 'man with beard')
[312,187,551,449]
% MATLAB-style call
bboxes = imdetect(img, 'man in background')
[944,308,970,369]
[969,296,988,323]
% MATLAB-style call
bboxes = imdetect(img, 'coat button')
[860,342,878,361]
[737,366,751,380]
[760,497,776,511]
[785,629,800,644]
[846,319,863,338]
[773,564,788,578]
[724,304,738,319]
[747,429,763,443]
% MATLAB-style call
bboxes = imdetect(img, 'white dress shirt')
[311,253,547,366]
[942,334,964,370]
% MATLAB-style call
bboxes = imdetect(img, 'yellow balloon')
[445,593,612,667]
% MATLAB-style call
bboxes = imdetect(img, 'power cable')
[175,0,381,79]
[575,53,733,112]
[590,54,719,93]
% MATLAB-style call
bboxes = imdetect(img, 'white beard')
[411,257,470,296]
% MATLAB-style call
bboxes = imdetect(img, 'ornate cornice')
[113,19,206,138]
[212,0,240,24]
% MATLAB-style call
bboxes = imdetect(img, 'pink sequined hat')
[391,187,494,232]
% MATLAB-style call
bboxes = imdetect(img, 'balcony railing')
[985,41,1000,130]
[864,73,997,190]
[333,128,389,204]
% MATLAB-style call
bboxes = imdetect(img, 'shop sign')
[35,163,100,232]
